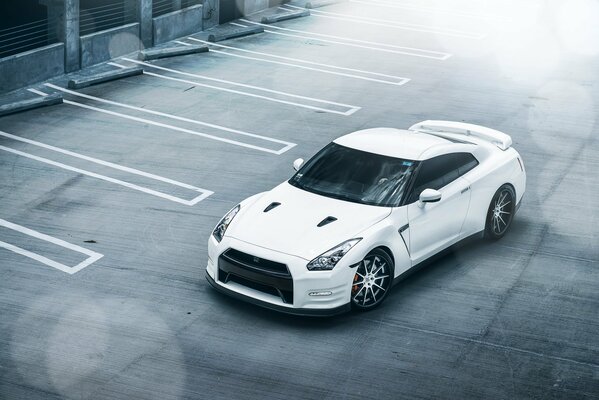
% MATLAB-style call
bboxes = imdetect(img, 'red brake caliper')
[352,273,359,293]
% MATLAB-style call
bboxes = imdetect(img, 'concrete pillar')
[126,0,153,49]
[40,0,80,72]
[203,0,219,29]
[64,0,80,72]
[135,0,153,48]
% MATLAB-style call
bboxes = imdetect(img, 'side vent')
[263,202,281,212]
[317,216,337,227]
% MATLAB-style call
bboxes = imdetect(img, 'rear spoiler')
[409,120,512,150]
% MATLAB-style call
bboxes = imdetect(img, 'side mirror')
[293,158,304,171]
[418,188,441,207]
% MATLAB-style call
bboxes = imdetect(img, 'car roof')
[334,128,478,161]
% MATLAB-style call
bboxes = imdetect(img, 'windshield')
[289,143,417,207]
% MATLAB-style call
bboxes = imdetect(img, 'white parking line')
[239,19,451,60]
[0,129,214,206]
[106,65,300,148]
[120,58,361,115]
[282,4,485,39]
[185,37,410,86]
[0,143,211,206]
[0,218,103,274]
[349,0,508,22]
[38,85,296,155]
[229,22,247,28]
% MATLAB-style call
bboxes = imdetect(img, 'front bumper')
[206,235,355,315]
[205,272,350,316]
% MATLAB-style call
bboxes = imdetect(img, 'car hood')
[226,182,390,260]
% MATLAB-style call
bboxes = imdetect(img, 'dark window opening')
[80,0,134,36]
[0,0,56,59]
[408,153,479,203]
[182,0,203,8]
[153,0,174,17]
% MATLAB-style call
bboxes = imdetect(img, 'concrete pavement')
[1,1,598,399]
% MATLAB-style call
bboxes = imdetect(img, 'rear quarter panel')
[461,147,526,235]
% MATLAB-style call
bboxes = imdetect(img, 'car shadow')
[201,219,537,330]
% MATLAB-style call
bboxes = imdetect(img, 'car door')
[405,153,474,264]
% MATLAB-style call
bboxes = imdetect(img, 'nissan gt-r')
[205,120,526,316]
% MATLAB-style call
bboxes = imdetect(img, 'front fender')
[341,214,411,279]
[209,191,268,239]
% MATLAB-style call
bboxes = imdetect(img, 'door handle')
[460,186,470,194]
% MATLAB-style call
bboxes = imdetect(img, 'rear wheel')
[351,249,393,311]
[485,184,516,240]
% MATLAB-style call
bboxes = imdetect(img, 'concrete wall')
[0,43,65,93]
[80,23,141,68]
[153,5,203,45]
[244,0,269,15]
[0,0,275,94]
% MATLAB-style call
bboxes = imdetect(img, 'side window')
[408,153,478,203]
[457,153,478,176]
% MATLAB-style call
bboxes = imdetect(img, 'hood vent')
[263,202,281,213]
[317,216,337,227]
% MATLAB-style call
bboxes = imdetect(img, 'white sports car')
[206,121,526,316]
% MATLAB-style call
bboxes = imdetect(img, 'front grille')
[226,274,293,304]
[222,248,290,276]
[218,249,293,304]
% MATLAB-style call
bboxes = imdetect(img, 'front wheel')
[485,184,516,240]
[351,249,393,311]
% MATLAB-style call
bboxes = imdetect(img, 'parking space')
[181,38,411,85]
[237,19,454,59]
[280,4,488,39]
[1,0,599,399]
[0,217,103,274]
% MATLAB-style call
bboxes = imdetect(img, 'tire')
[351,248,393,311]
[485,184,516,240]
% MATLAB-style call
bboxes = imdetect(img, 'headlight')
[306,238,362,271]
[212,205,240,242]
